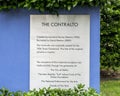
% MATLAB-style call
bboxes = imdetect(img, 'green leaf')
[67,5,71,11]
[31,0,37,3]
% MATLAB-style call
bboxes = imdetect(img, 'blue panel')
[0,10,30,91]
[0,7,100,92]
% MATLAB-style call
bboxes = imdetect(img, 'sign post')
[0,7,100,92]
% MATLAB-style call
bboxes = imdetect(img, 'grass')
[100,80,120,96]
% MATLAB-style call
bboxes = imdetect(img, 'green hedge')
[100,0,120,71]
[0,84,100,96]
[0,0,101,13]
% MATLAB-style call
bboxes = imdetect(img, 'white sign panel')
[30,15,90,90]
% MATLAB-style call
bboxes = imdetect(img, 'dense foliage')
[100,0,120,71]
[0,0,100,12]
[0,84,100,96]
[0,0,120,70]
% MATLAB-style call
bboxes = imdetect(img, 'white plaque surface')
[30,15,90,90]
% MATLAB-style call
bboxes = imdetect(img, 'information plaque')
[30,15,90,89]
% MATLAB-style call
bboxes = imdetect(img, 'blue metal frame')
[0,7,100,92]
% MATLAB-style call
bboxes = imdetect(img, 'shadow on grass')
[100,69,120,96]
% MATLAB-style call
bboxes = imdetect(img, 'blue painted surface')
[0,7,100,92]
